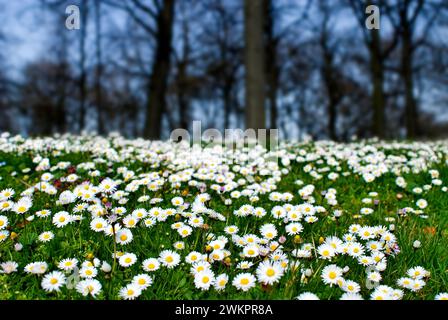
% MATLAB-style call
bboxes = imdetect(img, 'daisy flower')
[0,188,15,200]
[0,230,9,242]
[0,261,18,274]
[38,231,55,243]
[296,292,320,300]
[76,279,102,297]
[232,273,256,292]
[214,274,229,291]
[407,266,428,279]
[159,250,181,269]
[115,228,133,245]
[24,262,48,275]
[119,253,137,268]
[255,260,284,285]
[41,271,66,292]
[12,197,32,214]
[0,201,13,212]
[342,280,361,293]
[99,178,117,194]
[260,224,278,240]
[236,261,254,270]
[58,258,78,272]
[90,218,108,232]
[285,223,303,235]
[243,245,260,258]
[340,293,363,300]
[52,211,72,228]
[142,258,160,272]
[119,284,142,300]
[0,215,8,229]
[194,269,215,290]
[178,225,193,238]
[321,264,343,286]
[435,293,448,300]
[132,274,153,290]
[79,266,98,279]
[35,209,51,218]
[317,244,336,260]
[191,261,212,275]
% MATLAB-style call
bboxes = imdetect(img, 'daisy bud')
[305,269,313,277]
[413,240,421,249]
[318,237,324,244]
[86,253,94,260]
[93,258,101,267]
[389,224,395,231]
[101,261,112,273]
[26,216,34,221]
[14,243,23,251]
[10,232,18,240]
[293,235,301,244]
[343,266,350,273]
[279,236,287,244]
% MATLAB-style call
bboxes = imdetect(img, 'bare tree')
[104,0,176,139]
[349,0,400,138]
[95,0,105,134]
[244,0,266,130]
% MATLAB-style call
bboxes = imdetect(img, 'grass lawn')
[0,135,447,300]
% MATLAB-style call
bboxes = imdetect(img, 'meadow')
[0,133,447,300]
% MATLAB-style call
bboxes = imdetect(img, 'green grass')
[0,137,447,300]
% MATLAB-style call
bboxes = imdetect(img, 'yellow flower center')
[240,278,249,285]
[266,269,275,277]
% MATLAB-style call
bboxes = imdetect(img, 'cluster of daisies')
[0,132,447,300]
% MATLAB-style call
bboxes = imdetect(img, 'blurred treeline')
[0,0,447,140]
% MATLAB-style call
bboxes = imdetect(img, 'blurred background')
[0,0,447,141]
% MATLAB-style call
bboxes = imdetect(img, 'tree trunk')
[78,0,88,133]
[264,0,278,130]
[143,0,176,140]
[321,33,339,140]
[244,0,266,130]
[95,0,105,135]
[369,27,385,138]
[401,24,418,139]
